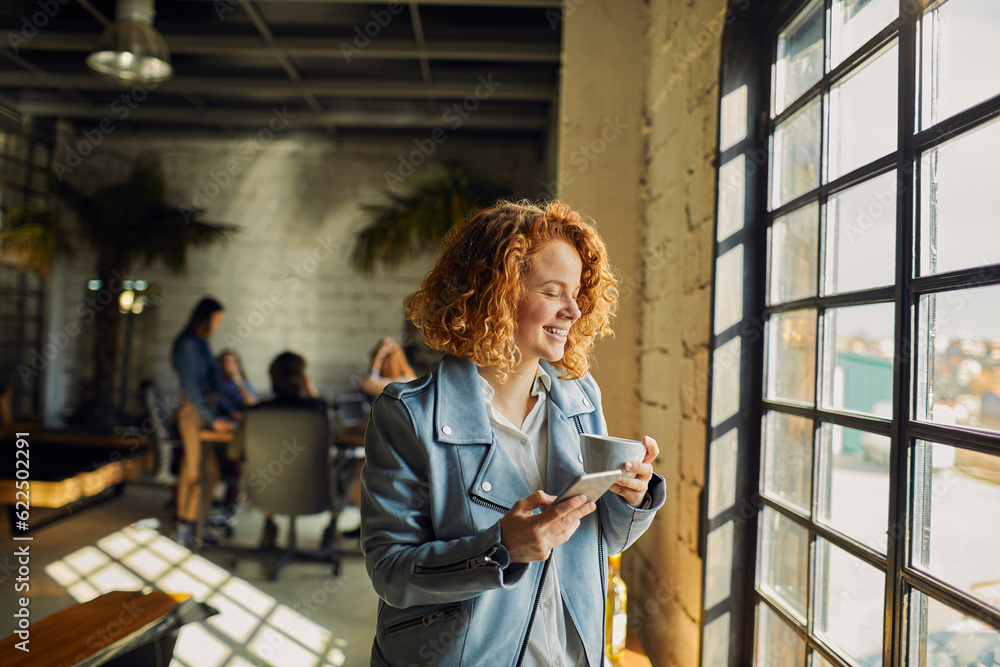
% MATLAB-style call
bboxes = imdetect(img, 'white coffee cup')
[580,434,646,476]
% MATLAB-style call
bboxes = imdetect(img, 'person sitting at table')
[172,297,234,548]
[359,336,417,398]
[229,351,327,549]
[217,349,259,415]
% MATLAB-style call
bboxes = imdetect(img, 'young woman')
[361,201,664,666]
[172,297,234,547]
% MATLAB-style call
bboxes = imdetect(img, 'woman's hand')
[500,490,596,562]
[611,435,659,508]
[212,418,235,433]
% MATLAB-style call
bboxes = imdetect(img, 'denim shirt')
[171,333,225,424]
[360,355,665,666]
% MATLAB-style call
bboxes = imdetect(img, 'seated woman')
[217,350,259,415]
[229,351,327,549]
[361,200,665,666]
[359,337,417,398]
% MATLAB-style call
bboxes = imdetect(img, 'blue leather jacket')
[361,355,665,666]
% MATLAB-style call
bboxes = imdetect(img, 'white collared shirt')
[477,366,586,667]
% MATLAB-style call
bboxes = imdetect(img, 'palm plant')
[352,162,512,272]
[5,151,238,424]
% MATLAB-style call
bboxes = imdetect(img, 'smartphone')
[548,470,621,507]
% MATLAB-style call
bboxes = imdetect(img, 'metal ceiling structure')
[0,0,563,140]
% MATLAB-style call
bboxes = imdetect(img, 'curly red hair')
[406,200,618,381]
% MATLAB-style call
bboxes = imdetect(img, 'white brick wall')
[43,133,544,420]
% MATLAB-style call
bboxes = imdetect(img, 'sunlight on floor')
[45,523,349,667]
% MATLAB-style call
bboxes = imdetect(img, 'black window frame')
[706,0,1000,664]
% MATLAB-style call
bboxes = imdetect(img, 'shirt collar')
[477,364,551,404]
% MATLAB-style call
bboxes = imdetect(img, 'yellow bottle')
[605,552,628,662]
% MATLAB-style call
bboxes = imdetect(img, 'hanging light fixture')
[86,0,173,85]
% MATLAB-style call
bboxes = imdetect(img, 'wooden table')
[0,589,216,666]
[193,429,234,551]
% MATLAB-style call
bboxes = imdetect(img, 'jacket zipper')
[413,546,501,574]
[577,412,610,667]
[470,494,509,514]
[384,604,463,635]
[515,553,552,667]
[599,515,606,664]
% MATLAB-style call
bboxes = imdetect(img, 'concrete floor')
[0,481,379,666]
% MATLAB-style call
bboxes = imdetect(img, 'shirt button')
[482,482,492,492]
[519,438,528,446]
[442,425,452,435]
[544,599,552,608]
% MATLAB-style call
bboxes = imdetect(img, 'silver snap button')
[578,454,583,463]
[582,398,590,407]
[482,482,492,492]
[442,425,452,435]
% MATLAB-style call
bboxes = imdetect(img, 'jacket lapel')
[434,356,534,510]
[543,362,595,496]
[433,356,599,510]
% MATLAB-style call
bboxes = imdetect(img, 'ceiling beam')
[168,0,561,6]
[14,101,548,130]
[0,73,555,101]
[12,34,561,62]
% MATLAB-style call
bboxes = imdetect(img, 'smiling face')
[514,239,583,371]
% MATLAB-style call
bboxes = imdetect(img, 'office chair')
[140,380,181,486]
[235,405,340,580]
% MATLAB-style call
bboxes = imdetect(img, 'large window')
[0,127,52,419]
[707,0,1000,664]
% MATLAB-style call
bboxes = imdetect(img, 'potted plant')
[1,151,237,427]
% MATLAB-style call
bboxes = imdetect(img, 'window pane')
[919,117,1000,276]
[830,0,898,69]
[827,43,898,181]
[763,411,813,512]
[767,309,817,405]
[917,286,1000,433]
[709,429,739,518]
[822,303,895,416]
[759,507,810,621]
[907,589,1000,665]
[823,171,897,295]
[756,602,807,667]
[712,337,742,427]
[920,0,1000,128]
[768,203,818,305]
[716,245,744,334]
[774,0,824,116]
[718,155,746,241]
[817,424,891,552]
[813,538,885,663]
[809,653,836,667]
[706,521,735,609]
[911,441,1000,613]
[771,97,821,209]
[703,612,731,667]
